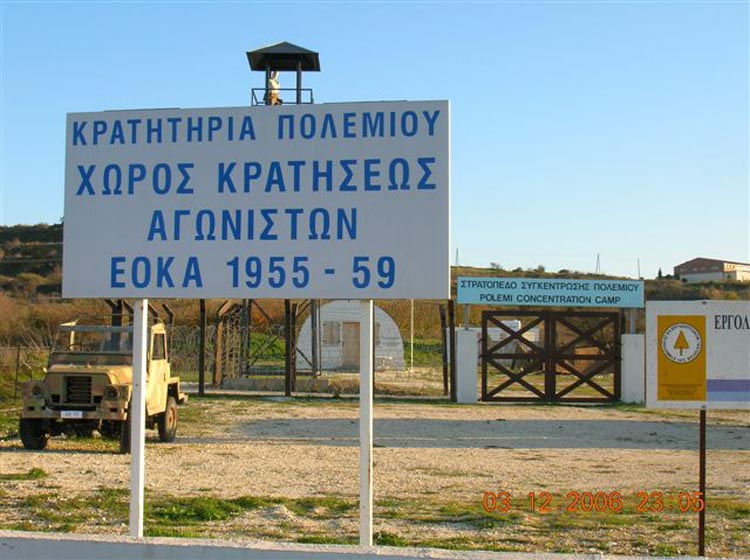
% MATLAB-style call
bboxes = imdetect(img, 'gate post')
[448,300,457,403]
[544,313,555,400]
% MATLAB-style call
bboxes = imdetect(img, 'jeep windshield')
[48,324,134,366]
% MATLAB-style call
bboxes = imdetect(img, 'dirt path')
[1,399,748,500]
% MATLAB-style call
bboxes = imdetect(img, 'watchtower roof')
[246,42,321,72]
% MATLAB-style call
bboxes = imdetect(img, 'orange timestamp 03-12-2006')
[482,490,706,515]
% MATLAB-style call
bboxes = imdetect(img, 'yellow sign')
[657,315,706,400]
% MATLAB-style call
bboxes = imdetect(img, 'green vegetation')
[0,486,747,555]
[0,467,47,481]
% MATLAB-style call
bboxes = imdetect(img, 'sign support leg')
[129,298,148,538]
[359,300,373,547]
[698,407,706,556]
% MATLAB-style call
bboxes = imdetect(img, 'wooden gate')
[481,310,621,403]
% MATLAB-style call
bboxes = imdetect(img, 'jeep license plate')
[61,410,83,419]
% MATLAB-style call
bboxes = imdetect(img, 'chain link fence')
[0,345,50,401]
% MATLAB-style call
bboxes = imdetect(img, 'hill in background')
[1,223,747,303]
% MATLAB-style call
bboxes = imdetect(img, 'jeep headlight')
[104,385,120,400]
[31,383,44,398]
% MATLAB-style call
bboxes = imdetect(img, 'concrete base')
[621,334,645,403]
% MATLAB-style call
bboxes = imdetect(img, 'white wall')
[621,334,645,403]
[456,330,479,403]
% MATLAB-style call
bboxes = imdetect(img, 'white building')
[296,300,405,371]
[674,258,750,283]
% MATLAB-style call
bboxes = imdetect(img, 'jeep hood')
[47,364,133,384]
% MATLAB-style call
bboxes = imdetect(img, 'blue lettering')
[110,257,126,288]
[320,114,338,138]
[208,117,222,141]
[152,163,171,194]
[93,120,107,145]
[265,161,285,192]
[72,121,87,146]
[312,160,333,192]
[364,158,381,191]
[218,162,236,193]
[300,114,316,139]
[260,209,277,240]
[147,211,167,241]
[363,112,383,138]
[340,159,357,191]
[156,257,175,288]
[337,208,357,240]
[244,162,261,193]
[128,164,146,194]
[221,210,241,240]
[174,209,190,240]
[401,111,417,137]
[423,110,440,135]
[285,208,303,240]
[76,165,96,196]
[176,163,193,194]
[417,157,436,189]
[147,118,162,144]
[343,112,356,138]
[183,257,203,288]
[109,121,125,145]
[132,256,150,289]
[239,116,256,140]
[187,116,202,142]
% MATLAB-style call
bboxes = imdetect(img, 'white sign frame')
[646,300,750,409]
[64,101,450,300]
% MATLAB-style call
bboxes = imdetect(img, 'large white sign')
[64,101,450,299]
[646,300,750,409]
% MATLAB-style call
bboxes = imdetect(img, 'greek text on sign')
[647,300,750,409]
[456,277,644,308]
[63,101,450,299]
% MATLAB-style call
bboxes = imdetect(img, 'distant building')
[674,258,750,283]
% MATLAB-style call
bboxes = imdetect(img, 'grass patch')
[709,497,750,519]
[0,467,47,481]
[149,496,243,523]
[285,496,355,517]
[296,534,357,545]
[145,526,206,538]
[375,530,409,547]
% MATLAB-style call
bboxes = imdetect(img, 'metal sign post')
[698,407,707,556]
[129,298,148,538]
[359,300,373,547]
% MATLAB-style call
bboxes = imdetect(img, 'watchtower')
[247,41,320,106]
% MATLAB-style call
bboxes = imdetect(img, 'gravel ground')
[0,396,748,555]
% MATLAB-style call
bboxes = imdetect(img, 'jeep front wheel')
[157,396,178,442]
[19,418,48,450]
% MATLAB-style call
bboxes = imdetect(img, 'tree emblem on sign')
[661,323,702,364]
[673,330,690,356]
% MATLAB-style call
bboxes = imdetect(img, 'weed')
[0,467,47,481]
[375,530,409,547]
[296,534,356,545]
[149,497,242,523]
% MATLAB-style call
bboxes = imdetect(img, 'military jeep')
[19,321,187,453]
